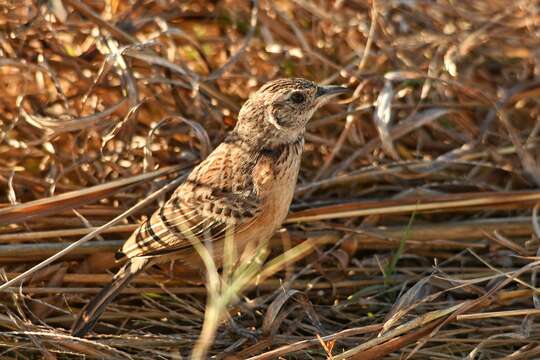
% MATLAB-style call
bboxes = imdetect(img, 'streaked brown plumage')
[71,78,349,337]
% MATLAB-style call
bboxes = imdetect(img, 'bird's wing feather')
[118,142,262,260]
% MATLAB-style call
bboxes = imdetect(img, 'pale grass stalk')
[457,309,540,321]
[180,221,269,360]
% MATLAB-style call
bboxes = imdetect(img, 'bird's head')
[234,78,349,146]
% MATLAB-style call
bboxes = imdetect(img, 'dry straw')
[1,0,540,358]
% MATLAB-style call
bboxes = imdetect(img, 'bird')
[71,78,349,337]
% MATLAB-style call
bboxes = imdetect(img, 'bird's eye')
[290,91,306,104]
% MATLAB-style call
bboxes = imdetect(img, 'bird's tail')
[71,257,149,337]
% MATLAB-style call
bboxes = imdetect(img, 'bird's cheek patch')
[268,101,296,130]
[266,105,284,130]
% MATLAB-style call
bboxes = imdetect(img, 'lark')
[71,78,349,337]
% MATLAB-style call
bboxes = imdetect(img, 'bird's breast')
[255,139,303,231]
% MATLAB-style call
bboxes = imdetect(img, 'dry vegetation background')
[1,0,540,358]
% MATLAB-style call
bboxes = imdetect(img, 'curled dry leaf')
[374,80,398,160]
[262,289,302,336]
[20,98,129,134]
[382,276,433,334]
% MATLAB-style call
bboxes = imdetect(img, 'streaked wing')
[117,140,262,260]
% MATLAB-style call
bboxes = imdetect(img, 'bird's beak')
[315,85,350,100]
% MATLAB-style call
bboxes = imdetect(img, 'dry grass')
[1,0,540,358]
